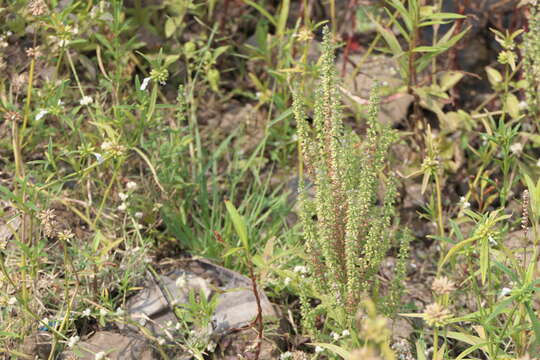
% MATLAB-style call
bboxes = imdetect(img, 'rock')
[336,54,414,127]
[0,209,20,250]
[21,331,52,359]
[123,258,278,337]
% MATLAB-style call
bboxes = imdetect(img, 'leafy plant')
[292,27,410,331]
[373,0,468,126]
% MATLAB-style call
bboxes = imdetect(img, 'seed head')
[26,47,42,58]
[57,229,74,242]
[38,209,58,238]
[297,28,314,42]
[522,190,530,230]
[29,0,48,16]
[4,111,22,123]
[423,303,452,327]
[431,276,456,295]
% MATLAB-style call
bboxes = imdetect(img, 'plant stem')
[248,260,263,360]
[435,173,444,237]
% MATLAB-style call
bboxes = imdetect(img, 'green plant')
[373,0,468,127]
[292,27,410,331]
[522,1,540,122]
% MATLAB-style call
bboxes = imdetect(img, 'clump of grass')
[292,26,410,328]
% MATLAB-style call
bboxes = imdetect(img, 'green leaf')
[440,235,481,267]
[242,0,277,26]
[505,93,521,119]
[223,246,243,258]
[525,302,540,351]
[415,339,427,360]
[225,200,249,250]
[385,0,412,31]
[423,12,466,21]
[371,17,403,56]
[485,66,503,88]
[413,45,445,53]
[276,0,289,37]
[440,71,464,92]
[165,17,177,38]
[446,331,485,347]
[456,342,490,360]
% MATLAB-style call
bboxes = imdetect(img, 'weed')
[292,27,410,331]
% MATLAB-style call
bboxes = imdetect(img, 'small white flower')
[331,332,340,341]
[119,192,128,201]
[519,101,528,110]
[95,351,106,360]
[7,296,17,305]
[500,287,512,297]
[280,352,293,360]
[138,317,147,326]
[315,345,324,353]
[115,308,124,316]
[459,196,470,209]
[157,337,166,345]
[126,181,137,190]
[93,152,104,164]
[175,322,181,330]
[35,109,48,121]
[82,308,91,317]
[510,142,523,155]
[79,96,93,106]
[341,329,350,337]
[284,277,291,286]
[135,223,143,230]
[67,335,79,348]
[293,265,307,274]
[140,77,151,91]
[99,308,108,317]
[117,203,127,211]
[134,212,143,219]
[488,235,497,245]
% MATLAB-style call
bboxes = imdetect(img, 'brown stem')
[248,262,263,360]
